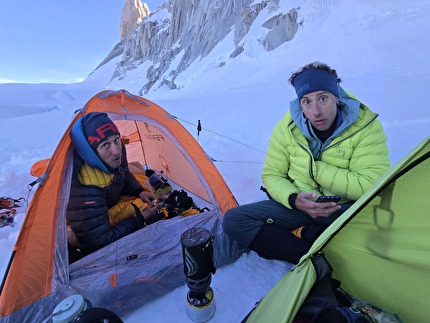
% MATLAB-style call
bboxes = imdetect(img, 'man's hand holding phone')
[295,192,342,218]
[316,195,341,203]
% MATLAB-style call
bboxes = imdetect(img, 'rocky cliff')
[102,0,299,95]
[120,0,150,40]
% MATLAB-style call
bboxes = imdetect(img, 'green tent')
[247,136,430,323]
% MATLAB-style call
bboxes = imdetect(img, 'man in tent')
[66,112,158,258]
[223,62,390,264]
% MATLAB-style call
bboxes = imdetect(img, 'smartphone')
[316,195,341,203]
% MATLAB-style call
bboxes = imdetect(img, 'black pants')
[250,220,339,264]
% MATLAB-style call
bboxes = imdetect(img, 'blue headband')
[293,69,339,99]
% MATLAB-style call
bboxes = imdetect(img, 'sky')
[0,0,164,84]
[0,0,429,322]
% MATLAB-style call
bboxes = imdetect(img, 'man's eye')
[319,95,328,102]
[302,99,310,105]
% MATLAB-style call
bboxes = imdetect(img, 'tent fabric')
[0,90,241,322]
[247,136,430,323]
[246,259,316,323]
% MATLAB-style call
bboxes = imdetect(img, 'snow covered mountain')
[1,1,429,322]
[105,0,299,95]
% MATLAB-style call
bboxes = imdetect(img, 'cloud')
[0,78,20,84]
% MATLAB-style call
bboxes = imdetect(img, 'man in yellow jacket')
[223,62,390,264]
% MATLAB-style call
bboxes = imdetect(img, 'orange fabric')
[291,226,304,238]
[0,89,237,318]
[29,158,50,177]
[133,173,152,192]
[109,274,117,288]
[0,128,72,316]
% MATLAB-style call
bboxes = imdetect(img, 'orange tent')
[0,90,240,322]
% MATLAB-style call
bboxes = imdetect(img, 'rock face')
[103,0,299,94]
[261,9,299,51]
[120,0,150,40]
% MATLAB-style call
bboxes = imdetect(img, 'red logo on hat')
[87,123,119,147]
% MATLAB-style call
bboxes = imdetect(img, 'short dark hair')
[289,62,341,86]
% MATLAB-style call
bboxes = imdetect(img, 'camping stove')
[181,227,216,322]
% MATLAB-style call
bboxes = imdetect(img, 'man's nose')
[111,144,121,155]
[311,102,321,116]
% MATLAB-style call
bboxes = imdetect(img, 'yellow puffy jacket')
[262,88,390,208]
[78,165,152,225]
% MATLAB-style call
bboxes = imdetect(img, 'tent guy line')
[176,117,267,155]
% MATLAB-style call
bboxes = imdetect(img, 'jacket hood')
[289,86,361,141]
[71,117,116,174]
